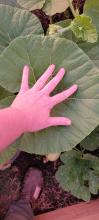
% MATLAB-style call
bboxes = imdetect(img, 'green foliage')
[78,35,99,68]
[56,150,99,201]
[0,4,43,54]
[17,0,45,11]
[0,146,18,164]
[0,135,22,164]
[48,16,98,44]
[0,86,12,100]
[0,0,99,202]
[47,24,63,36]
[80,126,99,151]
[0,96,15,109]
[84,0,99,32]
[70,15,98,43]
[42,0,73,16]
[77,0,99,70]
[0,95,17,164]
[0,34,99,158]
[0,0,19,7]
[17,0,73,15]
[47,20,73,41]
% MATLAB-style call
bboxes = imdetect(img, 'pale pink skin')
[0,64,78,152]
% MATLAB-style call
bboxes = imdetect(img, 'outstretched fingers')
[48,117,71,126]
[19,65,29,93]
[51,84,78,106]
[48,84,78,127]
[33,64,55,91]
[42,68,65,95]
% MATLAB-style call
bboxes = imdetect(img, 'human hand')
[11,64,78,133]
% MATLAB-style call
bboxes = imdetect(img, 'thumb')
[19,65,29,94]
[48,117,71,126]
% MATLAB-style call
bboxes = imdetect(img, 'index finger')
[33,64,55,91]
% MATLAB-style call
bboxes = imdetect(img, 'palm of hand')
[11,65,77,132]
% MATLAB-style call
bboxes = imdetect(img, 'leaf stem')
[59,25,71,34]
[49,16,53,24]
[32,70,36,83]
[64,10,67,19]
[67,0,76,18]
[31,66,36,83]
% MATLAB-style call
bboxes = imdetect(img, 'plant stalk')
[49,16,53,24]
[59,25,71,35]
[67,0,76,18]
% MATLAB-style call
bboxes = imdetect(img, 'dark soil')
[0,0,86,219]
[0,152,81,219]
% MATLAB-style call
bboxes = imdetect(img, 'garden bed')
[0,150,99,219]
[0,152,81,219]
[0,0,99,219]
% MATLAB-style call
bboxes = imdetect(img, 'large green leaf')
[0,95,15,108]
[70,15,98,43]
[0,146,18,165]
[0,4,43,53]
[43,0,73,16]
[80,126,99,151]
[0,95,22,164]
[78,36,99,68]
[0,0,19,7]
[0,34,99,155]
[56,150,99,201]
[75,4,99,69]
[84,0,99,32]
[0,137,22,165]
[17,0,45,11]
[0,136,22,165]
[0,86,12,100]
[18,0,73,15]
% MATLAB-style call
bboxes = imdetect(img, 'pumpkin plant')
[0,0,99,201]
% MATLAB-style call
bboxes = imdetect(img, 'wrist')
[9,106,27,134]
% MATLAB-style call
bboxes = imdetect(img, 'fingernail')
[66,119,72,126]
[50,64,55,69]
[73,84,78,90]
[23,65,29,72]
[60,68,65,75]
